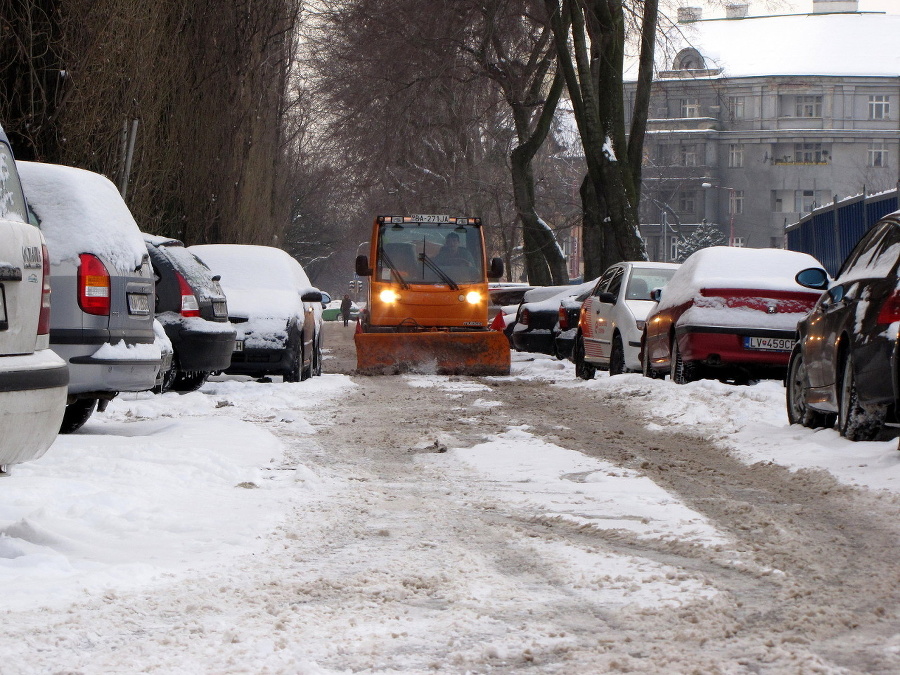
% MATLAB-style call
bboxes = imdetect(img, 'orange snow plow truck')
[354,214,511,375]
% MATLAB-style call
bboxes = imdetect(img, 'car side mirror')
[488,257,504,280]
[597,291,616,304]
[301,290,323,303]
[650,288,663,302]
[319,291,332,307]
[211,274,221,282]
[795,267,829,290]
[356,255,372,277]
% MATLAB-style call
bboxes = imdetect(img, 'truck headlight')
[465,291,481,305]
[380,290,400,303]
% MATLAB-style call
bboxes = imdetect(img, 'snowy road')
[2,323,900,673]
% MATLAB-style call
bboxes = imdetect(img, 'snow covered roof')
[633,11,900,80]
[17,161,148,272]
[657,247,825,309]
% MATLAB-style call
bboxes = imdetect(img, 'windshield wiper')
[418,252,459,290]
[379,249,409,289]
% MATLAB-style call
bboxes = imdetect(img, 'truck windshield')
[377,224,484,285]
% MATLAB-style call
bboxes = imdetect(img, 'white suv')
[0,127,68,470]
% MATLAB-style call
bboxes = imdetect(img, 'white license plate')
[411,214,449,222]
[0,285,6,329]
[744,336,794,352]
[127,293,150,315]
[233,340,244,352]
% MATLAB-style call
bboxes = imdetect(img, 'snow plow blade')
[355,331,511,376]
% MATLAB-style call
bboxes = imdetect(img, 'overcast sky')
[671,0,899,18]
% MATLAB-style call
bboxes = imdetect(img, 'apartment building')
[628,0,900,261]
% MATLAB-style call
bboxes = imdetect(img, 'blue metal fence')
[786,190,899,276]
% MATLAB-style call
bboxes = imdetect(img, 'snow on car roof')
[17,161,147,271]
[189,244,312,291]
[658,247,825,310]
[521,278,600,311]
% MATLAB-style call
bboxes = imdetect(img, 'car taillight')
[37,244,51,335]
[877,289,900,324]
[520,308,530,326]
[176,271,201,317]
[78,253,110,316]
[558,306,568,330]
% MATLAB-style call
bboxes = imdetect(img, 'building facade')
[628,0,900,262]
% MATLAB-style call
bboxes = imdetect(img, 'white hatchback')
[573,261,680,379]
[0,129,68,469]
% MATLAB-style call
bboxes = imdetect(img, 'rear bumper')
[0,350,68,465]
[511,329,554,355]
[163,322,237,372]
[677,325,794,369]
[52,339,160,394]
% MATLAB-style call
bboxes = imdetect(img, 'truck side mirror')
[356,255,372,277]
[488,257,504,280]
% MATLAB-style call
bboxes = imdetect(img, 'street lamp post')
[701,182,735,246]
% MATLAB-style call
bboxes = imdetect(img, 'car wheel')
[641,333,658,379]
[153,360,178,394]
[283,343,303,383]
[312,334,323,376]
[573,333,595,381]
[609,332,626,376]
[171,371,210,393]
[785,347,834,429]
[60,398,98,434]
[670,337,695,385]
[838,353,882,441]
[301,340,312,381]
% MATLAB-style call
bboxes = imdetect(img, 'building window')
[869,141,888,168]
[680,144,698,166]
[677,191,696,213]
[795,95,822,118]
[729,190,744,215]
[731,236,745,248]
[670,239,679,261]
[795,190,817,213]
[681,98,700,118]
[728,96,746,120]
[728,144,744,168]
[869,95,890,120]
[793,142,825,164]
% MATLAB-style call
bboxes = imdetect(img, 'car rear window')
[157,244,223,301]
[0,143,28,224]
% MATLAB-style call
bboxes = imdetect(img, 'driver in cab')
[434,232,475,268]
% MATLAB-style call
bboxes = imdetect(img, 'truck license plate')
[127,293,150,315]
[744,336,793,352]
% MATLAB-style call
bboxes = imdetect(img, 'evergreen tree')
[675,223,727,263]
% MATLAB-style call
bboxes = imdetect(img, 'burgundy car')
[642,247,826,384]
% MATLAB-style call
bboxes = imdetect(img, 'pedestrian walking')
[340,294,353,327]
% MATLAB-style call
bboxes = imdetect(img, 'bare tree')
[544,0,658,278]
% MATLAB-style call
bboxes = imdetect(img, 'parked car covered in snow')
[509,280,597,355]
[787,211,900,441]
[0,128,68,466]
[144,234,236,392]
[551,289,592,361]
[18,161,161,432]
[573,262,679,379]
[642,247,825,384]
[189,244,324,381]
